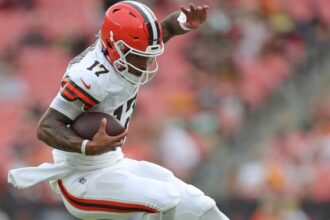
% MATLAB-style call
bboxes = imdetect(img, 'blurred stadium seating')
[0,0,330,219]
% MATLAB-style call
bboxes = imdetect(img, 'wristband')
[177,11,192,31]
[81,139,89,155]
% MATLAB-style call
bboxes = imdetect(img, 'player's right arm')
[161,3,209,43]
[37,63,127,155]
[37,108,127,155]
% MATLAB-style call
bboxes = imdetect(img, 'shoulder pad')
[60,66,109,110]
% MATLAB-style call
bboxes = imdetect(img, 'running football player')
[9,1,229,220]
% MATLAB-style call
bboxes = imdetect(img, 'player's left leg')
[170,177,228,220]
[125,159,229,220]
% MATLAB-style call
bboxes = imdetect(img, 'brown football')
[70,112,125,140]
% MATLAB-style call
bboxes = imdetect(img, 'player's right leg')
[123,159,229,220]
[52,162,180,220]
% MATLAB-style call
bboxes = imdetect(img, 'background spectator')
[1,0,330,219]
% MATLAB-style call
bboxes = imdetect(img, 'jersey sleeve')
[50,68,107,120]
[50,92,84,120]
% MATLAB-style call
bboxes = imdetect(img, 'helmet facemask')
[112,38,164,85]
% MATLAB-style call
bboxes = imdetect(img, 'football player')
[8,1,229,220]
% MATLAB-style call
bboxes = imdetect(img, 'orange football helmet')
[100,1,164,84]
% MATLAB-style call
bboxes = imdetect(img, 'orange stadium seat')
[315,0,330,25]
[0,102,24,178]
[34,0,100,38]
[17,46,69,103]
[0,10,29,53]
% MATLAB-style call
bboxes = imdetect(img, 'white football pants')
[53,158,228,220]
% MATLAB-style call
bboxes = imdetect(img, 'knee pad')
[174,184,216,220]
[151,182,180,211]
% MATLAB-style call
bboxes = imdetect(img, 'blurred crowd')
[228,98,330,219]
[0,0,330,219]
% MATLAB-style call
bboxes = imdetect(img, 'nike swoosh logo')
[80,78,91,89]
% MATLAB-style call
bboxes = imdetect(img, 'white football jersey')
[50,39,140,159]
[50,39,140,129]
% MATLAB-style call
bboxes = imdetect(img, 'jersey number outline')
[114,94,137,129]
[87,61,109,77]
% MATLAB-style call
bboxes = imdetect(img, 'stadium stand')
[0,0,329,219]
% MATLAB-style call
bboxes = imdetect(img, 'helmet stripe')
[136,2,160,45]
[142,3,161,44]
[155,20,161,44]
[124,1,159,46]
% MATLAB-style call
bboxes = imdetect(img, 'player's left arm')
[161,3,209,43]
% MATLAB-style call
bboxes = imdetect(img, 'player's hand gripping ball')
[71,112,125,140]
